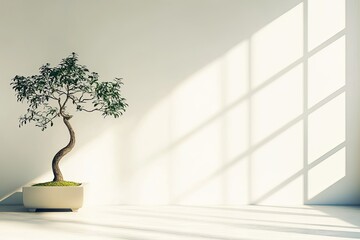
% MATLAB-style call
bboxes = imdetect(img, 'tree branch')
[41,112,59,126]
[61,87,70,109]
[56,89,67,96]
[12,52,128,132]
[80,108,103,113]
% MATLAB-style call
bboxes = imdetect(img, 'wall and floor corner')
[0,0,359,206]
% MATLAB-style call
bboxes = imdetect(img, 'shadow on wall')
[0,192,22,205]
[1,0,359,205]
[0,0,303,205]
[112,0,360,205]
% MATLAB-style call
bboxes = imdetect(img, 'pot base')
[23,186,84,211]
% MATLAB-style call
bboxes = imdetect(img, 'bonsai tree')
[11,53,128,184]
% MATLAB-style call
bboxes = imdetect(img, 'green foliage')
[32,181,81,187]
[11,53,128,130]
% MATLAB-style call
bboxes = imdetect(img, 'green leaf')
[11,52,128,130]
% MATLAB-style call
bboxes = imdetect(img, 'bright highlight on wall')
[251,3,303,88]
[308,36,345,108]
[307,0,345,51]
[18,0,347,206]
[109,0,347,205]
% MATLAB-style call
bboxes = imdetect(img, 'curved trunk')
[52,116,75,182]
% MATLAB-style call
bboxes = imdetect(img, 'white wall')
[0,0,359,205]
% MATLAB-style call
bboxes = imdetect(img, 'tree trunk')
[52,116,75,182]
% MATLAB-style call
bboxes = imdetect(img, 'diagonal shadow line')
[170,113,304,203]
[141,25,346,203]
[247,26,345,110]
[306,29,346,58]
[144,58,303,163]
[95,221,360,239]
[307,86,345,115]
[307,141,346,169]
[105,208,360,233]
[7,206,360,240]
[111,205,331,217]
[4,215,255,240]
[22,211,360,240]
[170,85,345,204]
[252,141,346,204]
[169,205,336,218]
[142,30,346,168]
[112,207,344,222]
[251,169,304,204]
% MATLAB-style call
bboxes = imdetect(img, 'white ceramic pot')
[23,185,84,212]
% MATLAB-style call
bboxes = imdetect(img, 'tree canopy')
[11,52,128,130]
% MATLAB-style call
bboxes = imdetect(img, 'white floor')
[0,205,360,240]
